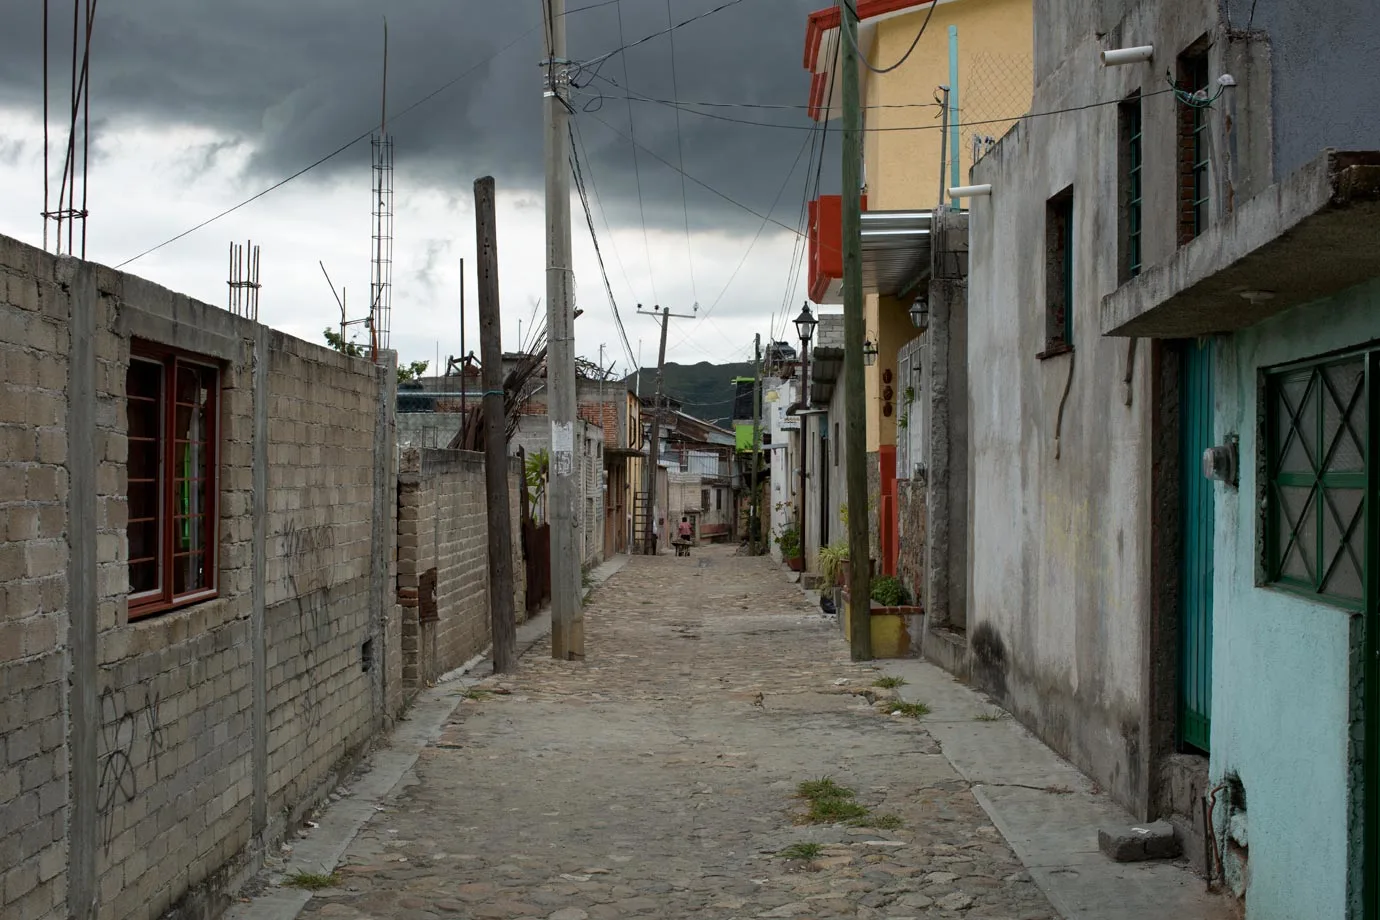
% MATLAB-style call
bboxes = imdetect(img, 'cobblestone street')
[295,547,1056,920]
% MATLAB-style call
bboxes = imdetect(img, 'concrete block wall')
[0,232,401,920]
[395,449,526,693]
[0,237,74,920]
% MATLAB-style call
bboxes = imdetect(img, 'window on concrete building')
[126,343,221,618]
[1177,41,1211,245]
[701,488,710,512]
[834,422,839,466]
[1119,91,1144,282]
[715,489,722,512]
[1041,188,1074,356]
[1264,351,1371,609]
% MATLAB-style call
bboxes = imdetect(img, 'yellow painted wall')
[860,0,1032,450]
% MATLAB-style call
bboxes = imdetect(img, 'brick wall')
[0,233,403,920]
[396,449,525,693]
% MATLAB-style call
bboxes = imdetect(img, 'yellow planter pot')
[841,590,925,659]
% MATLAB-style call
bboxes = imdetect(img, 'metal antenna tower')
[227,241,261,321]
[369,19,394,361]
[42,0,97,258]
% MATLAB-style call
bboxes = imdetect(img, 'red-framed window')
[126,342,221,618]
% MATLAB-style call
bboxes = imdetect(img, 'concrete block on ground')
[1098,820,1181,862]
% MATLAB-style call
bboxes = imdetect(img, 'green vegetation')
[283,871,340,890]
[778,842,824,861]
[890,701,931,719]
[625,360,754,427]
[817,540,849,585]
[974,711,1004,722]
[870,576,912,606]
[796,776,870,824]
[872,676,907,689]
[775,525,802,559]
[851,813,903,830]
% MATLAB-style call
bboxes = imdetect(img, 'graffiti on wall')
[96,685,165,846]
[283,518,335,738]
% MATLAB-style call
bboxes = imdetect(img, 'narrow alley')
[279,546,1056,920]
[229,546,1065,920]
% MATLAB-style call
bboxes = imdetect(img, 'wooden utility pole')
[840,1,873,660]
[642,307,671,556]
[459,257,468,428]
[750,333,762,555]
[474,176,518,673]
[542,0,584,659]
[639,305,698,556]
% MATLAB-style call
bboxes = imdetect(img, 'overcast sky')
[0,0,838,373]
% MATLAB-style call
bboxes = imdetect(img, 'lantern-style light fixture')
[862,339,879,367]
[909,296,929,330]
[794,303,818,344]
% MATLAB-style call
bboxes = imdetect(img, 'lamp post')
[863,338,879,366]
[794,304,817,566]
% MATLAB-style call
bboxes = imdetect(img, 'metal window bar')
[1190,56,1210,237]
[1127,101,1143,278]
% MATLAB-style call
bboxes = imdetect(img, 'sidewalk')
[875,658,1232,920]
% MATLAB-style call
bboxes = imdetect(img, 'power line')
[665,0,697,305]
[671,127,813,352]
[115,23,544,268]
[614,0,658,303]
[839,0,937,75]
[570,117,637,307]
[569,123,637,372]
[579,0,749,71]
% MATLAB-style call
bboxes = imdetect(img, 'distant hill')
[624,360,754,428]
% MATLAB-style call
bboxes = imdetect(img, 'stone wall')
[0,233,401,920]
[396,449,525,691]
[895,477,926,607]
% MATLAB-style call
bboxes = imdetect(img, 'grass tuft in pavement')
[283,871,340,890]
[850,812,902,830]
[872,676,907,689]
[890,701,931,719]
[778,842,824,861]
[796,777,855,801]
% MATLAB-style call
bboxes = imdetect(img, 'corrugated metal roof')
[813,210,933,304]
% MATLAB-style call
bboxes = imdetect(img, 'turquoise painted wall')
[1213,277,1380,920]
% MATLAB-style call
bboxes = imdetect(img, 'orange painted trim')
[879,445,898,576]
[802,0,942,120]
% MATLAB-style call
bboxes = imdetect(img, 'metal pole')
[751,333,762,555]
[474,176,518,673]
[948,25,961,211]
[937,85,951,210]
[643,308,670,556]
[460,257,467,432]
[840,0,873,660]
[799,336,809,566]
[543,0,583,660]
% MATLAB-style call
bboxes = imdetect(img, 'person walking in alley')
[675,515,693,556]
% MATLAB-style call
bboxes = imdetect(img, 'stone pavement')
[284,545,1056,920]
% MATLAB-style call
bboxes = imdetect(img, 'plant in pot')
[870,575,912,607]
[817,539,850,587]
[775,525,803,571]
[835,501,878,586]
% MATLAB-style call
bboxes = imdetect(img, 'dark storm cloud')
[0,0,829,235]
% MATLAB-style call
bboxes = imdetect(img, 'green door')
[1179,339,1215,753]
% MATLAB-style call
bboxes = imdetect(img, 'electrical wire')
[665,0,698,305]
[569,123,637,373]
[571,117,638,308]
[614,0,658,303]
[116,23,543,268]
[579,0,749,72]
[839,0,937,75]
[683,128,813,338]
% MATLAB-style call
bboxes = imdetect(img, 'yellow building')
[802,0,1031,575]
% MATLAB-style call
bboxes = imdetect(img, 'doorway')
[1178,338,1214,753]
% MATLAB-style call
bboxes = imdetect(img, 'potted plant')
[835,501,877,587]
[775,525,803,571]
[817,539,849,586]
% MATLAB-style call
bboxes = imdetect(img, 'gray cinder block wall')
[395,448,526,691]
[0,232,405,920]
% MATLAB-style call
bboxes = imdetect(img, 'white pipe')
[1101,45,1153,66]
[948,184,992,199]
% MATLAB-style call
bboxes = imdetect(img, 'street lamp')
[794,303,818,568]
[794,303,818,344]
[909,296,928,330]
[863,339,879,366]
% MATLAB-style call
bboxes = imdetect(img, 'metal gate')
[1179,339,1215,752]
[523,518,550,614]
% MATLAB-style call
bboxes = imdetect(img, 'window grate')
[1264,354,1369,609]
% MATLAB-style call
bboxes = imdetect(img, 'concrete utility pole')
[750,333,763,555]
[639,305,698,556]
[642,307,671,556]
[474,176,518,673]
[542,0,583,660]
[459,257,468,432]
[840,0,873,660]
